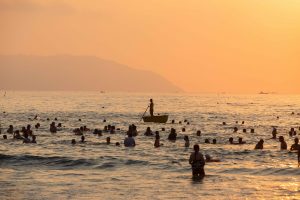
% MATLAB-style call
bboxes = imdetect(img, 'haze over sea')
[0,91,300,200]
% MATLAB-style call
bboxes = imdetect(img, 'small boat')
[143,115,168,123]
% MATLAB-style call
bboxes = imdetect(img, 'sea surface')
[0,92,300,200]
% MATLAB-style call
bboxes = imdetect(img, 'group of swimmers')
[1,114,300,179]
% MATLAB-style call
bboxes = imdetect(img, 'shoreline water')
[0,92,300,199]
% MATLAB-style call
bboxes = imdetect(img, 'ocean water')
[0,92,300,200]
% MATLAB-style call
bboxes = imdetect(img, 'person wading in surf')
[189,144,205,178]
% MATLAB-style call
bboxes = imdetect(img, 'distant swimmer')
[31,135,37,143]
[71,139,76,145]
[189,144,205,178]
[23,133,31,143]
[255,139,264,150]
[184,136,190,147]
[271,128,277,139]
[290,138,300,151]
[154,133,161,148]
[149,99,154,116]
[279,136,287,150]
[168,128,177,141]
[7,125,13,134]
[81,135,85,143]
[144,127,153,136]
[106,137,111,145]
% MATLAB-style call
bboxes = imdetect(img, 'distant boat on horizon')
[259,91,269,95]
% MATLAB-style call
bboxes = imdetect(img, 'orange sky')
[1,0,300,93]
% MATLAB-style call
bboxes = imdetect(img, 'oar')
[140,106,149,122]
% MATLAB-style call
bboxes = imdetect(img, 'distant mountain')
[0,55,182,92]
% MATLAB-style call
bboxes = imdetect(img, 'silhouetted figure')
[144,127,153,136]
[50,122,57,133]
[13,130,22,140]
[106,137,111,145]
[272,128,277,139]
[290,138,300,151]
[7,125,13,134]
[71,139,76,145]
[168,128,177,141]
[184,136,190,147]
[31,135,37,143]
[3,135,7,140]
[23,133,30,143]
[149,99,154,116]
[204,139,210,144]
[124,133,136,147]
[189,144,205,178]
[255,139,264,149]
[154,134,161,148]
[127,124,138,137]
[289,128,297,137]
[233,127,238,133]
[81,135,85,143]
[279,136,287,150]
[196,130,201,136]
[212,139,217,144]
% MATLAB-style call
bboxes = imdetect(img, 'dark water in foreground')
[0,92,300,199]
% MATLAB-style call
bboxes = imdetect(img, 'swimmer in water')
[106,137,111,145]
[124,133,136,147]
[168,128,177,141]
[184,135,190,147]
[255,139,264,150]
[279,136,287,150]
[144,127,153,136]
[31,135,37,143]
[71,139,76,145]
[189,144,205,178]
[290,138,300,151]
[81,135,85,143]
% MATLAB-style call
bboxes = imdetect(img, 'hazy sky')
[1,0,300,93]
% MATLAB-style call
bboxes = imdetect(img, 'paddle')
[140,106,149,122]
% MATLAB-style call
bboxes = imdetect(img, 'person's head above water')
[193,144,200,152]
[106,137,111,144]
[294,137,299,144]
[71,139,76,145]
[229,137,234,144]
[81,135,85,142]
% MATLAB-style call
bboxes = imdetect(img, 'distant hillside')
[0,55,182,92]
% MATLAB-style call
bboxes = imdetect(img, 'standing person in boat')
[149,99,154,116]
[189,144,205,178]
